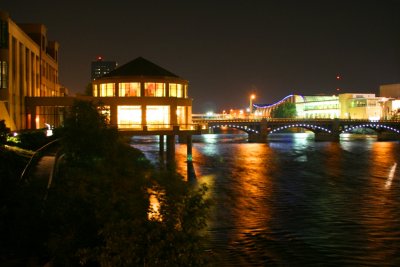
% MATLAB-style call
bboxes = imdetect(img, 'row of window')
[99,105,188,129]
[93,82,187,98]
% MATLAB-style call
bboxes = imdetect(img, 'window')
[177,106,186,125]
[92,84,98,96]
[117,106,141,128]
[0,61,8,89]
[146,106,170,129]
[145,82,165,97]
[170,83,184,98]
[99,83,115,96]
[119,82,140,97]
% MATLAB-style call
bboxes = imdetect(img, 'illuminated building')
[0,11,65,131]
[91,56,192,130]
[91,56,117,80]
[295,95,339,119]
[255,93,397,120]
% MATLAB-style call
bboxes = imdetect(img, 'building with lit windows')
[254,93,398,120]
[0,11,65,131]
[91,56,193,130]
[91,56,117,80]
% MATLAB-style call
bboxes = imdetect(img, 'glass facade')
[146,105,170,129]
[177,106,186,125]
[145,82,165,97]
[99,83,115,96]
[169,83,184,97]
[119,82,140,97]
[117,105,141,128]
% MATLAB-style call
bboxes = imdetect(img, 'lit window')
[145,83,165,97]
[169,83,183,98]
[146,105,170,129]
[93,84,98,96]
[99,83,115,96]
[119,82,140,97]
[0,61,8,89]
[177,106,186,125]
[117,106,141,128]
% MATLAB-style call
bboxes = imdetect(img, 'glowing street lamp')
[249,94,256,114]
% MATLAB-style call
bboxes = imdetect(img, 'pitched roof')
[102,57,181,78]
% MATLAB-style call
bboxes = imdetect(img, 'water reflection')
[131,133,400,266]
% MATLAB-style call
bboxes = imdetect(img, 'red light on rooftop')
[336,75,341,80]
[97,56,103,61]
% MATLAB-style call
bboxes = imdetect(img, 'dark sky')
[2,0,400,112]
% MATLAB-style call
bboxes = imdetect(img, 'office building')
[0,11,64,131]
[91,56,117,80]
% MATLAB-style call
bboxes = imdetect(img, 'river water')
[131,133,400,266]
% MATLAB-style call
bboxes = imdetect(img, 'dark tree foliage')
[84,83,93,96]
[14,130,48,150]
[270,102,297,118]
[42,99,211,266]
[61,100,118,166]
[0,119,10,145]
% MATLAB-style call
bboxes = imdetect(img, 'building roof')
[102,57,181,78]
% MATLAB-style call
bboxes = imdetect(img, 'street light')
[249,94,256,114]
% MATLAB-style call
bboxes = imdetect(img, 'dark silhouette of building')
[91,56,117,80]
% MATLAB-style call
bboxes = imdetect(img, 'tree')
[44,99,211,266]
[0,120,10,145]
[84,83,93,96]
[271,102,297,118]
[61,100,118,166]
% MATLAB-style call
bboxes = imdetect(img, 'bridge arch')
[269,123,331,134]
[341,123,400,134]
[208,124,259,134]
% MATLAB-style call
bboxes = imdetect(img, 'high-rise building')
[91,56,117,80]
[0,11,64,131]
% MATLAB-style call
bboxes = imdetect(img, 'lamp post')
[249,94,256,114]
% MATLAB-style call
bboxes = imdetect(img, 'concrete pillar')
[248,133,267,143]
[109,104,118,127]
[187,135,193,162]
[377,132,400,141]
[166,135,176,169]
[314,132,340,141]
[31,105,37,129]
[159,134,164,155]
[141,104,146,130]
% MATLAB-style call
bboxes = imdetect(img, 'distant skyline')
[2,0,400,112]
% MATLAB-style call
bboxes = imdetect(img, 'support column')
[159,135,165,155]
[187,135,193,162]
[31,105,37,129]
[109,104,118,127]
[248,133,267,143]
[314,132,340,141]
[377,132,400,141]
[166,135,176,169]
[142,104,147,131]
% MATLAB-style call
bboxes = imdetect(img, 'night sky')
[2,0,400,112]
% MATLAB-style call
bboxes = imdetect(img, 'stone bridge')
[194,118,400,142]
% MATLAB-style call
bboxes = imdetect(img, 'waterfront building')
[254,93,396,120]
[338,93,385,120]
[296,95,339,119]
[91,56,117,80]
[91,56,192,130]
[0,11,65,131]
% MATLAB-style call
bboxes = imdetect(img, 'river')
[131,133,400,266]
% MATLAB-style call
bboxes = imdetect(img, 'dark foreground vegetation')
[0,101,211,266]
